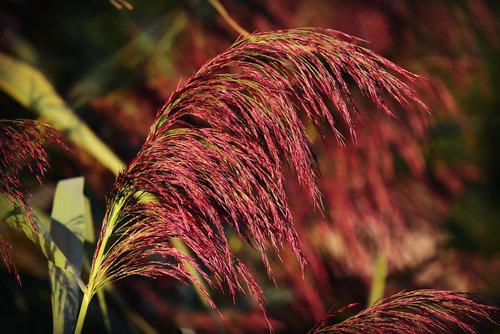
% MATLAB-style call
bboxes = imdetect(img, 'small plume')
[0,119,65,221]
[309,289,498,333]
[0,119,65,279]
[0,235,18,283]
[90,28,426,318]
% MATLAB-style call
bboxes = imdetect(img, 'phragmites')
[0,119,64,276]
[309,289,498,333]
[0,119,64,219]
[89,28,427,315]
[0,235,17,280]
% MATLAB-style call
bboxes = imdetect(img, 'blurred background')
[0,0,499,333]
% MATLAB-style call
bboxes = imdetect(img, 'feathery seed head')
[0,119,65,280]
[309,289,498,333]
[0,119,65,217]
[92,27,426,318]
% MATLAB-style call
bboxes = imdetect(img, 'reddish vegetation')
[309,289,497,333]
[0,7,498,330]
[0,235,16,281]
[95,28,425,321]
[0,120,64,217]
[0,119,65,277]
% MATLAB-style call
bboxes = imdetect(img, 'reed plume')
[0,119,63,213]
[82,27,426,322]
[309,289,497,333]
[0,235,16,279]
[0,119,64,270]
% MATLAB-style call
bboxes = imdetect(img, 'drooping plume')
[0,235,17,280]
[0,119,64,218]
[309,289,498,333]
[89,28,426,315]
[0,119,64,276]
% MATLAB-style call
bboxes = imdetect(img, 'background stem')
[207,0,249,36]
[367,251,388,307]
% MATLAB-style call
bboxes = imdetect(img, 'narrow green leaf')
[0,198,86,291]
[0,52,123,175]
[83,196,95,244]
[49,177,86,334]
[68,12,187,108]
[105,285,159,334]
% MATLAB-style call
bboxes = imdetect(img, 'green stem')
[73,194,128,333]
[171,237,210,308]
[97,290,112,334]
[74,293,91,334]
[207,0,249,37]
[367,250,388,307]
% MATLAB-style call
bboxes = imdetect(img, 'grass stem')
[367,251,388,307]
[207,0,249,37]
[74,292,91,334]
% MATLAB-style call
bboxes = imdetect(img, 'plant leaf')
[0,198,85,289]
[68,11,187,108]
[0,52,123,175]
[83,196,95,244]
[97,290,112,334]
[48,177,86,334]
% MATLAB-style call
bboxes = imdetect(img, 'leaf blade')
[49,177,86,334]
[0,52,123,175]
[0,198,85,290]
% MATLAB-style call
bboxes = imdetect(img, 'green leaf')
[83,196,95,244]
[68,11,187,108]
[0,198,85,291]
[49,177,86,334]
[0,52,124,175]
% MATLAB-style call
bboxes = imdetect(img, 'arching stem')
[73,194,127,334]
[207,0,249,37]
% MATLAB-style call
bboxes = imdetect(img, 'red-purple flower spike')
[0,119,64,221]
[309,289,498,333]
[89,27,426,319]
[0,235,18,283]
[0,119,64,278]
